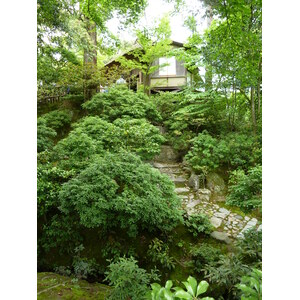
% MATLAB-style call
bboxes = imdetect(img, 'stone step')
[175,187,190,194]
[153,162,180,169]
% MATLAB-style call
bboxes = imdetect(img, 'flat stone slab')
[173,176,187,183]
[214,212,227,219]
[153,162,179,168]
[257,224,262,231]
[234,214,244,221]
[175,187,190,194]
[219,208,230,215]
[186,200,201,209]
[211,231,231,244]
[210,217,223,228]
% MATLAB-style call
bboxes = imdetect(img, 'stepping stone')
[234,215,244,221]
[210,216,223,228]
[219,208,230,215]
[173,176,187,183]
[247,218,258,226]
[257,224,262,231]
[175,187,190,194]
[186,200,201,209]
[245,216,250,221]
[153,162,179,168]
[211,231,231,244]
[214,212,227,219]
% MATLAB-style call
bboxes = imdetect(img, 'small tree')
[117,16,173,95]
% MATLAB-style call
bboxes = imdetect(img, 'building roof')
[104,40,184,67]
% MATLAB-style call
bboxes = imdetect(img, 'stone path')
[152,161,261,243]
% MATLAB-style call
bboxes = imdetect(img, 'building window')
[159,56,176,76]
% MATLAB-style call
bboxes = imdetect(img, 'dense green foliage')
[37,118,57,152]
[82,86,162,123]
[190,244,221,274]
[147,238,176,270]
[236,269,262,300]
[226,165,262,211]
[59,151,183,236]
[184,213,213,237]
[39,109,72,132]
[105,257,158,300]
[148,276,214,300]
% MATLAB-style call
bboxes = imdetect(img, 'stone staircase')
[151,152,261,244]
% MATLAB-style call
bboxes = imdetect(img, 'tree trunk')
[250,86,257,135]
[83,17,97,101]
[205,5,213,92]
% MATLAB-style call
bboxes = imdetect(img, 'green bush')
[105,257,157,300]
[41,109,72,132]
[82,85,162,123]
[221,132,257,169]
[37,118,57,152]
[203,254,250,298]
[37,158,74,218]
[236,268,262,300]
[59,151,183,237]
[113,118,165,160]
[185,131,229,173]
[235,228,262,266]
[72,116,165,160]
[190,244,221,273]
[226,165,262,211]
[53,130,102,171]
[72,245,102,281]
[184,213,213,237]
[147,238,176,270]
[153,91,181,122]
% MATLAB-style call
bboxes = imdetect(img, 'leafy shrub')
[41,109,72,132]
[37,118,57,152]
[37,160,74,218]
[226,165,262,211]
[221,132,257,169]
[203,254,250,298]
[147,238,176,270]
[236,268,262,300]
[53,130,101,171]
[153,91,181,122]
[82,85,162,123]
[72,116,165,160]
[190,244,221,273]
[105,257,158,300]
[39,214,82,255]
[235,228,262,266]
[59,151,183,237]
[72,245,102,281]
[148,276,214,300]
[113,118,165,160]
[185,131,229,173]
[184,213,213,236]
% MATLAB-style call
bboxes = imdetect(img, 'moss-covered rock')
[37,272,111,299]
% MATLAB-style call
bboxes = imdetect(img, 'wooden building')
[104,41,194,93]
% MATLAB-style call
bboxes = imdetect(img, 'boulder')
[196,189,211,201]
[188,173,200,190]
[154,145,179,163]
[206,172,226,195]
[210,217,223,228]
[210,231,231,244]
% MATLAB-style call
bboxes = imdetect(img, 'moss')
[37,272,111,299]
